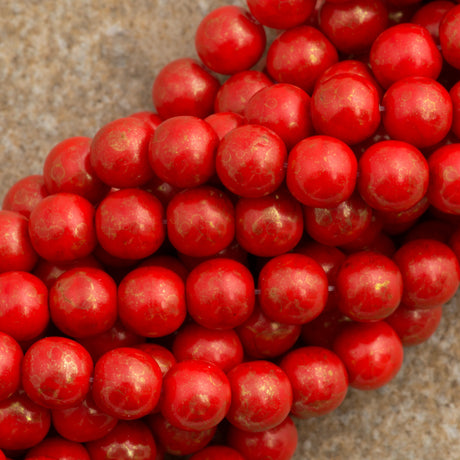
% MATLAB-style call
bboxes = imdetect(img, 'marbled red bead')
[440,4,460,69]
[411,1,455,45]
[24,436,90,460]
[0,332,23,402]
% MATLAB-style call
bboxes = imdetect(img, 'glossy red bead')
[152,58,220,120]
[186,257,255,330]
[29,193,97,263]
[358,140,429,212]
[333,321,404,390]
[287,135,357,207]
[411,1,455,45]
[147,413,216,456]
[227,415,298,460]
[440,4,460,69]
[336,250,403,322]
[167,186,235,257]
[22,337,93,410]
[244,83,313,151]
[43,136,109,204]
[172,322,244,373]
[160,359,231,431]
[266,25,338,94]
[319,0,389,55]
[235,188,304,257]
[214,70,272,115]
[0,332,23,402]
[393,238,460,309]
[304,192,373,246]
[370,23,443,89]
[204,112,245,140]
[382,76,453,148]
[25,436,90,460]
[195,5,266,75]
[280,346,348,418]
[236,303,302,359]
[0,271,49,343]
[148,116,219,188]
[311,73,381,145]
[0,391,51,451]
[49,267,117,338]
[86,420,157,460]
[92,347,162,420]
[427,144,460,214]
[51,392,118,443]
[246,0,316,29]
[215,124,287,198]
[2,174,48,219]
[95,188,165,260]
[385,304,443,346]
[258,253,329,325]
[226,360,293,432]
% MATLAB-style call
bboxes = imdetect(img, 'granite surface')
[1,1,460,459]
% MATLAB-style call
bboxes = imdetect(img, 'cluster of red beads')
[1,0,460,459]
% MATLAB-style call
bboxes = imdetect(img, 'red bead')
[189,445,245,460]
[148,116,219,188]
[0,391,51,451]
[49,267,117,338]
[319,0,389,55]
[186,258,255,330]
[214,70,272,115]
[2,175,48,219]
[236,303,301,359]
[167,186,235,257]
[43,136,109,203]
[152,58,220,120]
[336,250,403,322]
[160,359,231,432]
[134,343,177,378]
[138,254,189,282]
[385,304,443,346]
[258,253,328,325]
[25,436,90,460]
[86,420,157,460]
[427,144,460,214]
[92,347,162,420]
[95,188,165,260]
[235,188,304,257]
[204,112,245,140]
[226,360,293,432]
[280,346,348,418]
[215,124,287,198]
[304,192,373,246]
[393,238,460,309]
[172,322,244,373]
[287,135,357,207]
[0,332,23,402]
[382,76,453,148]
[266,25,338,94]
[90,117,155,188]
[118,266,186,338]
[451,81,460,139]
[0,210,38,273]
[29,193,97,263]
[0,271,49,343]
[370,23,443,89]
[51,392,118,443]
[22,337,93,410]
[440,4,460,69]
[129,111,163,131]
[311,73,381,145]
[244,83,313,151]
[333,321,404,390]
[147,413,216,456]
[195,6,266,75]
[226,415,298,460]
[246,0,316,29]
[77,319,145,363]
[411,1,455,45]
[358,140,429,212]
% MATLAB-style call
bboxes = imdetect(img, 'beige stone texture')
[1,1,459,459]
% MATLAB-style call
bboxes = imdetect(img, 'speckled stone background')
[1,1,460,459]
